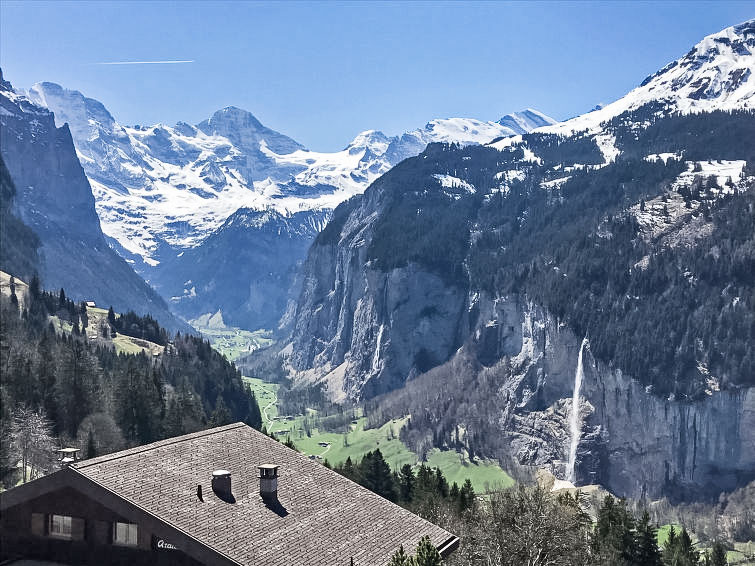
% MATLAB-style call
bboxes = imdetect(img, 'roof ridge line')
[74,422,247,468]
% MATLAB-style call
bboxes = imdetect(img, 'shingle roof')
[72,423,457,566]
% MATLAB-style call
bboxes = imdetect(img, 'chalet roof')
[7,423,457,566]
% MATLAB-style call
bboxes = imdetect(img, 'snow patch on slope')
[433,174,476,193]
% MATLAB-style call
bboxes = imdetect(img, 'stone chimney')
[258,464,279,501]
[211,470,232,500]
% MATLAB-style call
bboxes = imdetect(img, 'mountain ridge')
[26,80,556,269]
[26,81,554,329]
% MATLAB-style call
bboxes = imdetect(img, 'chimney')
[258,464,279,501]
[57,447,80,468]
[211,470,232,500]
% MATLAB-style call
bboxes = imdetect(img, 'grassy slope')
[191,323,273,361]
[425,448,515,491]
[50,305,164,356]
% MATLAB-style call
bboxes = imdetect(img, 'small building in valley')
[0,422,458,566]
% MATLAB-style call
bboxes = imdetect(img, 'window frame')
[48,514,73,540]
[112,521,139,547]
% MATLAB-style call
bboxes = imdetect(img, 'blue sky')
[1,1,752,150]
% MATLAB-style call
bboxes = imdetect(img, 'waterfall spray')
[567,337,589,484]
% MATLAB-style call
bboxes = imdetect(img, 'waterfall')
[567,337,589,484]
[371,324,384,374]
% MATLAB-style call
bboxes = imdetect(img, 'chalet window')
[48,514,72,539]
[47,515,85,541]
[113,521,139,546]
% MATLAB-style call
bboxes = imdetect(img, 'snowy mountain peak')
[205,105,265,130]
[196,106,304,155]
[525,19,755,139]
[27,81,119,140]
[348,129,390,147]
[346,129,392,156]
[497,109,557,134]
[638,19,754,105]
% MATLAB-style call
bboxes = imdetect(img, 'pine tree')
[342,456,356,480]
[29,275,40,300]
[210,396,232,427]
[398,464,416,503]
[85,429,97,459]
[164,397,184,438]
[414,536,441,566]
[359,449,398,502]
[79,302,88,330]
[459,478,475,512]
[243,387,262,430]
[388,544,413,566]
[663,526,699,566]
[434,468,449,498]
[635,510,662,566]
[663,526,678,565]
[677,528,699,565]
[449,481,460,501]
[592,495,636,565]
[710,541,727,566]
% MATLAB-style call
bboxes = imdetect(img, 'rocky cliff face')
[460,295,755,500]
[287,234,755,499]
[282,165,755,500]
[285,171,472,402]
[0,72,187,332]
[157,208,331,329]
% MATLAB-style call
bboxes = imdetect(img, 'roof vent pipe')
[211,470,232,501]
[258,464,279,501]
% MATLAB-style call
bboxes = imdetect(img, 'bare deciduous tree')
[448,486,592,566]
[12,406,56,482]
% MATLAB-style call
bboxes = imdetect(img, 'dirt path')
[262,400,275,425]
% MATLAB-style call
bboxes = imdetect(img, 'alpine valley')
[1,14,754,516]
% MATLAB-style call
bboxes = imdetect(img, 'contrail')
[95,60,194,65]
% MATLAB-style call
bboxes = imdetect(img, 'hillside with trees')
[0,277,262,486]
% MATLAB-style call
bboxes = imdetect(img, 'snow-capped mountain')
[26,82,555,270]
[512,19,754,140]
[496,108,555,134]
